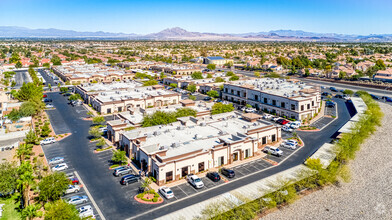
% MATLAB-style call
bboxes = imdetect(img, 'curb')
[134,195,164,205]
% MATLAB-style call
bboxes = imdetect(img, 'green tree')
[339,71,347,79]
[15,61,23,68]
[89,126,103,139]
[207,90,219,98]
[68,94,81,101]
[229,75,239,81]
[22,204,41,220]
[343,89,354,96]
[191,71,203,79]
[188,95,196,101]
[0,162,18,196]
[214,77,224,82]
[24,130,38,145]
[225,71,235,77]
[17,161,34,206]
[92,116,105,125]
[11,80,16,87]
[16,82,43,102]
[40,122,51,137]
[207,64,216,70]
[111,150,127,164]
[51,55,62,66]
[304,68,310,77]
[186,84,197,93]
[48,83,52,90]
[44,199,79,220]
[169,83,177,88]
[143,80,158,86]
[175,108,197,118]
[211,103,234,115]
[43,63,50,69]
[96,138,106,148]
[375,59,386,70]
[20,101,38,117]
[38,172,69,202]
[59,87,68,93]
[254,72,260,78]
[7,109,21,121]
[206,73,213,78]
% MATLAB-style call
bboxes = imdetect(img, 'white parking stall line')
[74,171,106,220]
[176,186,189,196]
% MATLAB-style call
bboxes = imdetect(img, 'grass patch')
[0,194,21,220]
[109,162,127,169]
[96,146,112,152]
[299,126,317,130]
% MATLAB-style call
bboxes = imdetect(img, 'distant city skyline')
[1,0,391,35]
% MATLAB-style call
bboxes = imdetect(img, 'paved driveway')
[42,142,101,219]
[43,90,353,220]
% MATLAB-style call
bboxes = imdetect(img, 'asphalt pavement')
[132,98,353,220]
[42,74,354,220]
[14,70,32,88]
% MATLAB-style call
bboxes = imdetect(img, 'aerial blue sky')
[1,0,391,35]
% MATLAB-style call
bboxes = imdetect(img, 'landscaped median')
[134,189,164,204]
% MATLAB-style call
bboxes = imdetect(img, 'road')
[14,70,32,88]
[132,98,353,220]
[41,67,354,219]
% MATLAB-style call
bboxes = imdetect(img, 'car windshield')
[194,178,201,182]
[167,190,173,194]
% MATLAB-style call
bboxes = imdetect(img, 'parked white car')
[287,139,299,146]
[280,140,297,150]
[245,108,256,113]
[65,185,80,194]
[99,126,107,133]
[263,146,283,157]
[159,186,174,199]
[48,157,64,165]
[46,103,54,108]
[40,137,56,145]
[282,125,293,132]
[187,175,204,189]
[67,195,88,205]
[289,121,301,129]
[78,205,94,218]
[52,163,68,171]
[262,114,272,120]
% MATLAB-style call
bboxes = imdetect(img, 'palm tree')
[15,143,32,161]
[17,161,34,207]
[22,204,40,220]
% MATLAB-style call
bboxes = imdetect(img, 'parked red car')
[276,119,290,125]
[43,94,47,98]
[281,120,290,125]
[69,177,79,185]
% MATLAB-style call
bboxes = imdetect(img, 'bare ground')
[262,102,392,220]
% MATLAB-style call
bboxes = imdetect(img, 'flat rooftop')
[227,78,319,101]
[95,87,177,103]
[54,64,129,78]
[116,101,214,125]
[78,81,143,92]
[122,113,275,160]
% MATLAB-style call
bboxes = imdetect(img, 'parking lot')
[41,142,102,219]
[162,159,273,203]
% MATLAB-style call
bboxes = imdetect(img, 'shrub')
[211,103,234,115]
[39,153,44,157]
[152,198,158,202]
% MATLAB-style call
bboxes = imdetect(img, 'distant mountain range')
[1,26,392,42]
